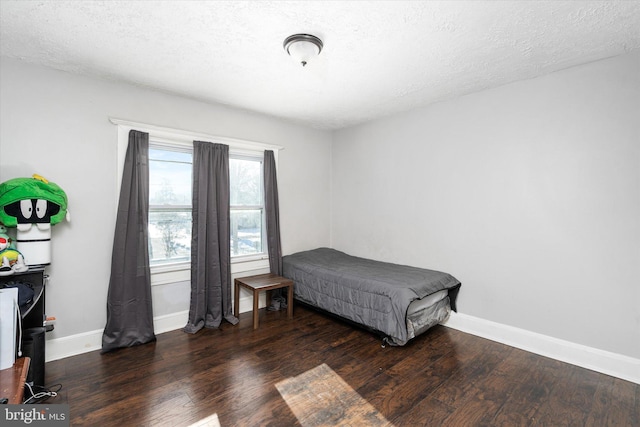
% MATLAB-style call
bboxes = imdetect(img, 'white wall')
[332,52,640,359]
[0,58,332,343]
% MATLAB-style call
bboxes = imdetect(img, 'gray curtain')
[184,141,238,333]
[264,150,282,275]
[102,130,155,353]
[264,150,285,309]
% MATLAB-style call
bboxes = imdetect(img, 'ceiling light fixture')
[283,34,323,67]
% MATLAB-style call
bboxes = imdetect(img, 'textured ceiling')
[1,1,639,130]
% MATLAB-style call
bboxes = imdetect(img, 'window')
[230,155,265,258]
[148,145,193,266]
[113,118,281,280]
[147,146,266,267]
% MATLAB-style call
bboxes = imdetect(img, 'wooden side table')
[234,273,294,330]
[0,357,30,404]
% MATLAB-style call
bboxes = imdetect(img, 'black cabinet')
[0,267,48,386]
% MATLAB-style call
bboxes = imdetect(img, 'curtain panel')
[264,150,285,309]
[184,141,238,333]
[264,150,282,276]
[102,130,155,353]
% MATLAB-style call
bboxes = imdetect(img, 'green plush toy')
[0,174,69,266]
[0,174,69,227]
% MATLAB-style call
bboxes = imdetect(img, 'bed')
[282,247,461,346]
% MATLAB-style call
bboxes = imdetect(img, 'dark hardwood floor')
[44,305,639,426]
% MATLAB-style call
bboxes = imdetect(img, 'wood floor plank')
[390,393,455,426]
[438,382,506,427]
[38,305,638,426]
[531,364,600,426]
[488,349,557,425]
[585,375,638,426]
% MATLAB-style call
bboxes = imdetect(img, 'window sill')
[150,262,190,286]
[150,256,271,286]
[231,256,270,275]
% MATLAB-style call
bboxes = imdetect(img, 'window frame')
[113,118,282,286]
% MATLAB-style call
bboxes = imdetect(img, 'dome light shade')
[283,34,323,67]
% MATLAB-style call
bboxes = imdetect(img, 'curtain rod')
[108,117,284,152]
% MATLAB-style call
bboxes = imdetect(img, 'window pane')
[230,209,263,257]
[149,210,191,264]
[149,151,192,206]
[230,158,262,206]
[149,148,191,163]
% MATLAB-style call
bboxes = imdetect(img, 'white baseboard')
[46,296,259,362]
[46,328,103,362]
[442,312,640,385]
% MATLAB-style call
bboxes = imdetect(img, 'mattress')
[405,290,450,343]
[283,248,461,345]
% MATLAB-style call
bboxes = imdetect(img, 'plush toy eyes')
[5,199,61,224]
[36,199,47,219]
[20,200,33,219]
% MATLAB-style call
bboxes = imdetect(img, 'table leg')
[234,280,240,317]
[253,289,259,330]
[287,283,293,320]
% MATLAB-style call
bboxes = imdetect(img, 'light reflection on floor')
[275,363,393,427]
[187,412,221,427]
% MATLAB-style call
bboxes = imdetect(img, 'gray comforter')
[283,248,461,345]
